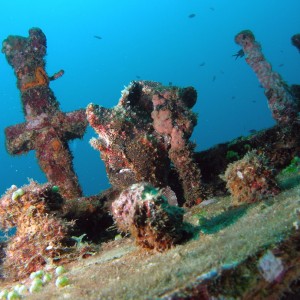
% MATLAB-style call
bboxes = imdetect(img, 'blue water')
[0,0,299,196]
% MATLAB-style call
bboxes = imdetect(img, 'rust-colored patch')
[51,138,62,151]
[21,66,49,92]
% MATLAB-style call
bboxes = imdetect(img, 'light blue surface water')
[0,0,299,196]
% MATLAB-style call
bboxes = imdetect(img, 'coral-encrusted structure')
[87,81,204,207]
[292,33,300,52]
[2,28,87,199]
[0,181,73,279]
[151,84,204,206]
[235,30,298,125]
[195,122,300,196]
[111,183,185,251]
[292,84,300,112]
[223,151,280,205]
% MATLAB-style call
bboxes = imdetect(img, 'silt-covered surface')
[1,174,299,299]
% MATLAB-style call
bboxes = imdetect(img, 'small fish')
[169,82,173,86]
[199,62,205,67]
[209,7,215,11]
[94,35,102,40]
[188,13,196,18]
[232,49,244,60]
[252,100,257,103]
[231,96,236,100]
[212,75,216,82]
[136,75,141,79]
[278,63,284,67]
[249,129,257,134]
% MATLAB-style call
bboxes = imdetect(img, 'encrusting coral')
[222,151,280,205]
[87,80,205,207]
[19,66,49,91]
[235,30,298,125]
[0,181,75,279]
[2,28,87,199]
[111,182,185,251]
[151,85,204,206]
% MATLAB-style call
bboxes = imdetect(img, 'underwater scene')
[0,0,299,299]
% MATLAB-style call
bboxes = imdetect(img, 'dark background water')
[0,0,299,196]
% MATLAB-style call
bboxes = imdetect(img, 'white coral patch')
[120,82,133,97]
[119,168,132,174]
[236,170,244,179]
[258,250,284,282]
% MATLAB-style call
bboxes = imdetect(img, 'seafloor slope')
[0,172,299,299]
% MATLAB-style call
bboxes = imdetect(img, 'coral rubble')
[111,182,185,251]
[2,28,87,199]
[235,30,298,125]
[87,81,204,207]
[222,151,280,205]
